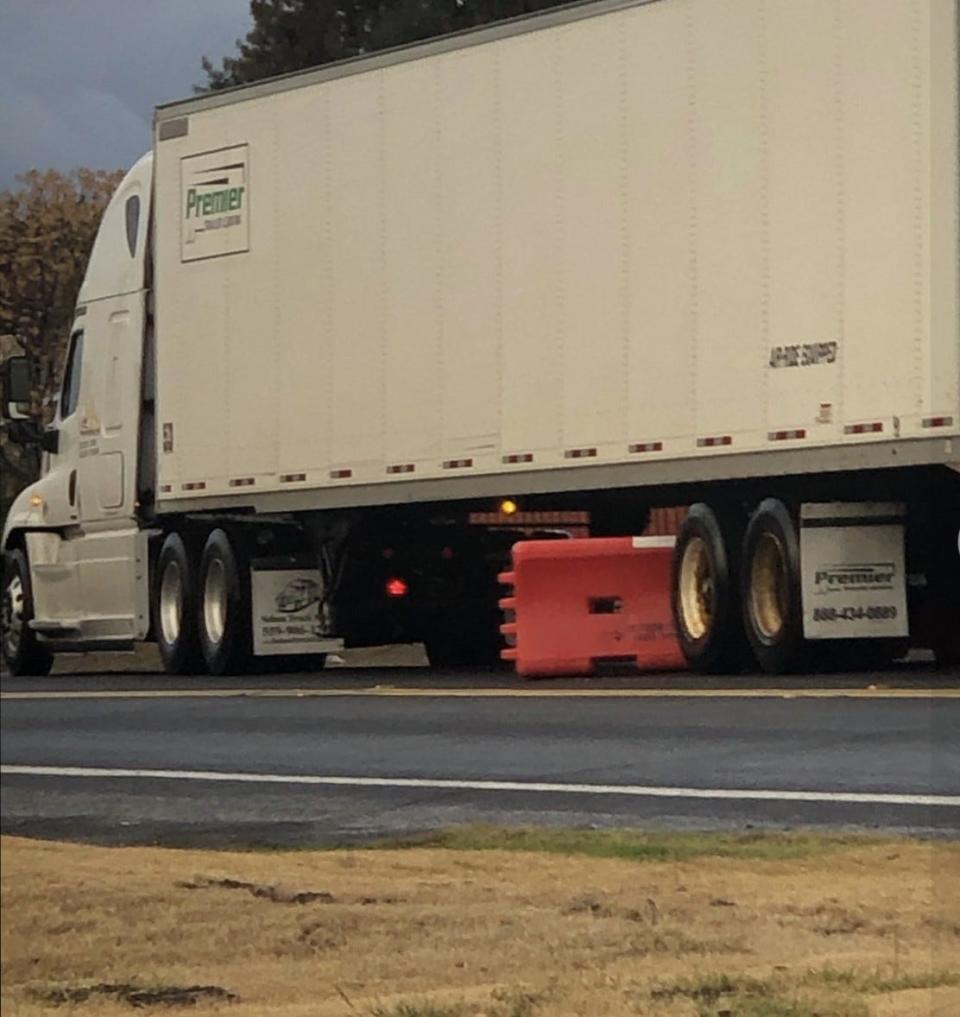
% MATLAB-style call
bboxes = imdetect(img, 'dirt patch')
[30,982,237,1008]
[2,832,958,1016]
[176,876,335,905]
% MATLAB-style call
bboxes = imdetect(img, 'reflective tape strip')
[181,481,206,491]
[922,415,954,428]
[502,453,534,464]
[696,435,732,448]
[844,422,883,434]
[329,469,352,479]
[768,428,807,441]
[280,473,306,483]
[628,441,663,454]
[386,464,415,475]
[228,477,255,488]
[564,447,597,459]
[443,458,474,469]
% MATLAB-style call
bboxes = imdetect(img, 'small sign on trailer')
[799,504,908,641]
[250,561,343,657]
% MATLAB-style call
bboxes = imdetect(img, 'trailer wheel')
[155,532,205,675]
[927,518,960,668]
[741,499,804,674]
[198,529,252,676]
[1,548,53,677]
[671,504,743,673]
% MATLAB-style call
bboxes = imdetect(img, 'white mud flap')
[800,503,908,640]
[250,557,344,657]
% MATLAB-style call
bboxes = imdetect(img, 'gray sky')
[0,0,253,189]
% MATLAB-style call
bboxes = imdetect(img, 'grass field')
[2,830,958,1016]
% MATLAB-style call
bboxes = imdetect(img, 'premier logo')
[180,144,249,261]
[185,185,244,219]
[813,563,895,592]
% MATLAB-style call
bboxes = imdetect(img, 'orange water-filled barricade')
[498,536,685,678]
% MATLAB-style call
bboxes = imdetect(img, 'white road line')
[1,765,957,807]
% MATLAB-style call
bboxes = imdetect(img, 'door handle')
[68,469,77,506]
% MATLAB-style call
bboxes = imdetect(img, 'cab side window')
[60,330,84,419]
[125,195,140,257]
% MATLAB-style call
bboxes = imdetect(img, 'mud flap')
[800,503,908,640]
[250,555,344,657]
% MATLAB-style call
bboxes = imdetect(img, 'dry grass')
[2,831,958,1016]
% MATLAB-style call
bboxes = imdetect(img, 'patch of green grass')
[649,973,869,1017]
[370,1004,465,1017]
[357,825,871,863]
[806,966,960,994]
[368,991,541,1017]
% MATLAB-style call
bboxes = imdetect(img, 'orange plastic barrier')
[498,536,685,678]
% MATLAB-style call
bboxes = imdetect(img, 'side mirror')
[6,419,59,453]
[1,355,32,421]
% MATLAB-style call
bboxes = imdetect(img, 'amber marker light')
[30,495,44,508]
[499,499,518,516]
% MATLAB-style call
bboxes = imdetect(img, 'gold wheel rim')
[749,531,788,641]
[678,536,713,641]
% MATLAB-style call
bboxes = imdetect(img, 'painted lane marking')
[1,687,957,702]
[1,765,957,807]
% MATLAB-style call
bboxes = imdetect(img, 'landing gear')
[1,548,53,677]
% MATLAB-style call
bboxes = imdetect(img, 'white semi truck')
[2,0,958,677]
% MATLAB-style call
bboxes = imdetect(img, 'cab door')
[71,171,151,641]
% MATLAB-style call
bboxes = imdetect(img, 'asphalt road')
[2,668,958,846]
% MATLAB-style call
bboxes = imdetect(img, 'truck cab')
[2,154,154,671]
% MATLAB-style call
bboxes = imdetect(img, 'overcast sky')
[0,0,253,189]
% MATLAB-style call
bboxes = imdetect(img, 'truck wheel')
[928,521,960,668]
[155,532,204,675]
[198,529,252,676]
[671,503,743,674]
[1,548,53,677]
[741,499,804,674]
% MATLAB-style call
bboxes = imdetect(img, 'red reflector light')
[385,577,408,598]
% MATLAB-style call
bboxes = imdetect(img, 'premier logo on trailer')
[180,144,249,262]
[813,563,896,593]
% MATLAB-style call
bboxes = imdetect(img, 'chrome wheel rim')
[750,532,787,641]
[159,560,183,646]
[203,558,227,645]
[678,536,712,641]
[3,573,25,658]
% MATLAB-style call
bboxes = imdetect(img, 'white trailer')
[3,0,958,676]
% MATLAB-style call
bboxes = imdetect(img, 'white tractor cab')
[0,151,510,676]
[2,155,155,674]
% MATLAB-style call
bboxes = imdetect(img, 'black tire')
[670,503,744,674]
[927,514,960,669]
[1,548,53,677]
[741,499,805,675]
[197,529,252,676]
[154,532,205,675]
